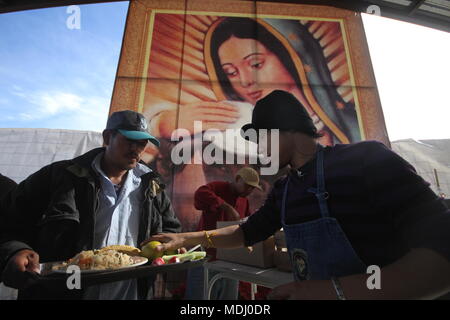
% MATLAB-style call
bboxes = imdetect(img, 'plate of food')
[50,246,148,274]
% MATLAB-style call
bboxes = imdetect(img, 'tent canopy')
[0,0,449,33]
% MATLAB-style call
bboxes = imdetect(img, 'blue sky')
[0,2,129,131]
[0,3,449,140]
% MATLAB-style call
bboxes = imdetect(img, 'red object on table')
[152,257,166,266]
[169,256,181,264]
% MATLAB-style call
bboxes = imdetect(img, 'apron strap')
[307,145,330,218]
[281,175,290,226]
[281,145,330,225]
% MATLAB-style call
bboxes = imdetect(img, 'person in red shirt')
[195,166,261,259]
[185,167,261,300]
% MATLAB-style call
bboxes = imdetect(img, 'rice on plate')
[52,249,136,271]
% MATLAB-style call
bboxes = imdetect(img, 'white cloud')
[7,88,109,131]
[18,113,37,121]
[12,85,23,92]
[11,85,26,98]
[37,92,83,115]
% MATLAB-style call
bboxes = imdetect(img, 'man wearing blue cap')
[0,110,181,300]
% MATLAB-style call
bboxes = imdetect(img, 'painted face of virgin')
[218,36,296,105]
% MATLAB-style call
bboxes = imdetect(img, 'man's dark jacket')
[0,148,181,299]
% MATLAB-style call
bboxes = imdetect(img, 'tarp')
[0,128,102,183]
[391,139,450,198]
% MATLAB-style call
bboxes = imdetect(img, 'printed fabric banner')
[110,0,388,231]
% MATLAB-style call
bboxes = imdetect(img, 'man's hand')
[268,280,337,300]
[220,203,241,221]
[2,249,40,290]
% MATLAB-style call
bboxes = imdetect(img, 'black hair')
[210,17,302,101]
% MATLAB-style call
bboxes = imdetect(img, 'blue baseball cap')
[106,110,160,147]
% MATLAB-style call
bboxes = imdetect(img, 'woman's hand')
[159,101,240,138]
[141,233,188,255]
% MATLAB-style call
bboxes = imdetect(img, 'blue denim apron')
[281,145,366,281]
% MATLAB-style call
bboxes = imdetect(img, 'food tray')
[32,257,208,289]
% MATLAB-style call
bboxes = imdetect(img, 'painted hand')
[159,101,240,138]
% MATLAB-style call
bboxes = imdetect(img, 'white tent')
[0,128,103,184]
[391,139,450,198]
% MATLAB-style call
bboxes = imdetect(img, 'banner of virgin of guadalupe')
[110,0,388,231]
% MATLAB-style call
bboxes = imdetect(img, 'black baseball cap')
[241,90,318,142]
[106,110,160,147]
